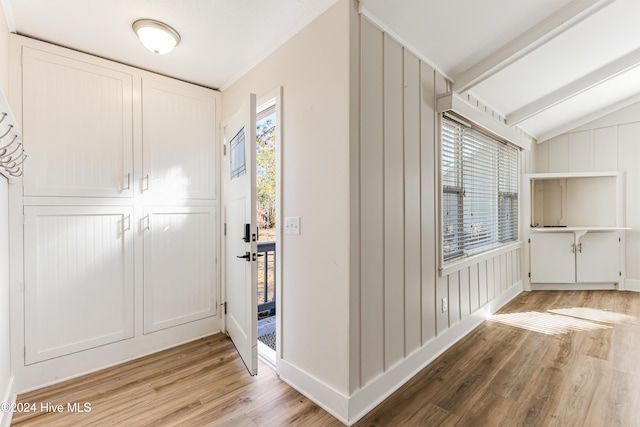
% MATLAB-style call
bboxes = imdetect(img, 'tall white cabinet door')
[24,206,134,364]
[577,232,621,283]
[141,78,217,200]
[530,232,576,283]
[22,48,134,197]
[143,206,217,333]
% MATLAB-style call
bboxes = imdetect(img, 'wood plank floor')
[11,290,640,426]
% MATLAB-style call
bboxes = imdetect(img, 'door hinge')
[528,272,531,278]
[528,238,531,244]
[224,223,227,236]
[223,302,227,314]
[619,237,622,242]
[223,144,227,156]
[620,271,622,277]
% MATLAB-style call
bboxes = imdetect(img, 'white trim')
[438,92,530,150]
[0,0,16,32]
[625,279,640,292]
[531,283,618,291]
[347,281,523,425]
[440,241,523,278]
[278,359,350,425]
[0,375,15,427]
[255,87,283,374]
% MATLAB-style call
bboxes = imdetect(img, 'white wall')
[221,0,351,416]
[0,4,15,425]
[536,101,640,288]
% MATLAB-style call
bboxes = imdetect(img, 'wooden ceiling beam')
[452,0,615,93]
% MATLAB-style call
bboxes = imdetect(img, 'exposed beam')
[508,47,640,125]
[452,0,615,93]
[536,91,640,143]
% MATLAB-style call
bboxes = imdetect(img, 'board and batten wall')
[348,15,528,422]
[535,101,640,290]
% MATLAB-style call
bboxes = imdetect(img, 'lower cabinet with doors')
[529,228,624,285]
[142,206,218,334]
[24,206,135,364]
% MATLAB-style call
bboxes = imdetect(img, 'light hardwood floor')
[11,290,640,426]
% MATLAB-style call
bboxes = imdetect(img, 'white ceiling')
[3,0,639,142]
[1,0,338,91]
[360,0,640,141]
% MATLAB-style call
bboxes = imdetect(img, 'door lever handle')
[237,252,251,261]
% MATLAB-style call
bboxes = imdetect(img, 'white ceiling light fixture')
[133,19,181,55]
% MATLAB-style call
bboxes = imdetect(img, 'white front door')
[223,94,258,375]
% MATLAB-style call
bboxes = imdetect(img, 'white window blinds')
[442,115,519,262]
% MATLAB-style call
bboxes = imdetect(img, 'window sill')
[439,241,523,277]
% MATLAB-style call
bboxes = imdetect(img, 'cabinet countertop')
[530,227,630,232]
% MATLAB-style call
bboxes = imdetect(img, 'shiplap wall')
[536,109,640,282]
[356,17,524,389]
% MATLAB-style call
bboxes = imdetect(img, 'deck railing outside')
[257,241,275,314]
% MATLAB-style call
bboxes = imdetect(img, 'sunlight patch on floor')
[547,307,637,325]
[488,311,612,335]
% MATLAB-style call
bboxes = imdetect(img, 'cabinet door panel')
[142,78,217,200]
[22,48,133,197]
[24,206,134,364]
[577,232,621,283]
[530,232,576,283]
[143,206,217,333]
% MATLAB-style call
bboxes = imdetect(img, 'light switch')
[284,216,300,235]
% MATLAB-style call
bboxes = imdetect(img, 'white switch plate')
[284,216,300,235]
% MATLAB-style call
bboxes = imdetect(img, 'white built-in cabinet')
[523,172,628,290]
[141,78,216,200]
[22,47,134,198]
[24,206,134,364]
[142,206,217,333]
[11,35,220,389]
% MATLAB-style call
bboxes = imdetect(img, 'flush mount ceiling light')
[133,19,181,54]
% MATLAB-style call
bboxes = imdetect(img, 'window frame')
[439,113,521,272]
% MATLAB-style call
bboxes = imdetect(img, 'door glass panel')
[230,127,247,180]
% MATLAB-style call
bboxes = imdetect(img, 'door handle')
[237,251,251,261]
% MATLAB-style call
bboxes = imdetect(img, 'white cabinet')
[12,35,221,389]
[142,206,217,333]
[22,47,134,198]
[530,232,576,283]
[576,231,621,283]
[524,172,628,289]
[142,78,217,200]
[23,206,134,364]
[530,230,621,284]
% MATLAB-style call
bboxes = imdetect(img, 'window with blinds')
[441,114,519,262]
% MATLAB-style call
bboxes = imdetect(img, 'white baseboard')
[0,375,15,427]
[625,279,640,292]
[530,283,618,291]
[346,281,523,425]
[275,282,522,425]
[278,359,350,425]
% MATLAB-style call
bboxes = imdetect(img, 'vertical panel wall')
[355,15,523,396]
[536,107,640,286]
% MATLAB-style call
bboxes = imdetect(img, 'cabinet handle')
[570,243,575,253]
[122,215,131,233]
[141,215,150,231]
[142,174,149,192]
[577,243,582,253]
[124,173,131,190]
